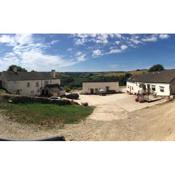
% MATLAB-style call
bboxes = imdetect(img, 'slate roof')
[1,71,59,81]
[83,82,118,83]
[128,69,175,83]
[45,84,64,90]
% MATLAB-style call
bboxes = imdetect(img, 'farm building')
[0,68,64,97]
[127,69,175,96]
[82,82,119,94]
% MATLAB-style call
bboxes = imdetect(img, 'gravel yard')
[76,93,166,121]
[0,100,175,141]
[0,91,172,141]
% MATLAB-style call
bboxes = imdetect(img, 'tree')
[7,65,27,72]
[148,64,164,72]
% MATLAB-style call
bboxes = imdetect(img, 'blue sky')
[0,34,174,71]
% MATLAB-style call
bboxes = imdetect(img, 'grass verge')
[0,103,94,127]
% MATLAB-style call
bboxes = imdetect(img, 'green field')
[60,69,147,89]
[0,103,94,127]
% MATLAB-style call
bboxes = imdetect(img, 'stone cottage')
[0,68,64,96]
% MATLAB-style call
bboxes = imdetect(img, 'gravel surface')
[0,100,175,141]
[0,92,173,141]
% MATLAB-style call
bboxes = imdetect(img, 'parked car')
[65,93,79,100]
[99,89,106,96]
[49,97,61,101]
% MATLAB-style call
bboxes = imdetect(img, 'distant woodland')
[59,69,147,89]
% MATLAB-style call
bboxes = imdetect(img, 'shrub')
[65,87,71,92]
[107,90,117,94]
[65,93,79,100]
[0,95,72,105]
[81,102,88,106]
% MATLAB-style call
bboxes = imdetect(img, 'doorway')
[90,88,94,94]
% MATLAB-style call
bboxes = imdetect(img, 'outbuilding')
[127,70,175,96]
[82,82,119,94]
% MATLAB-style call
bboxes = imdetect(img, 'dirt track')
[1,100,175,140]
[60,101,175,140]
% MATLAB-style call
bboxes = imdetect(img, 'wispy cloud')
[72,34,170,58]
[0,34,171,71]
[159,34,169,39]
[142,35,158,42]
[0,34,81,71]
[92,49,102,57]
[75,51,86,62]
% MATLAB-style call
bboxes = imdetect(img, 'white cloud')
[0,34,81,71]
[115,41,120,45]
[159,34,169,39]
[92,49,102,57]
[75,51,82,56]
[76,54,86,62]
[75,38,85,45]
[0,47,77,71]
[74,34,89,45]
[0,35,16,46]
[129,37,142,44]
[0,34,171,70]
[108,48,122,54]
[120,45,128,50]
[75,51,86,62]
[142,35,158,42]
[50,40,59,45]
[115,34,122,38]
[73,34,109,45]
[95,34,108,44]
[108,45,127,55]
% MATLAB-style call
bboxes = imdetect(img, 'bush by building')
[65,93,79,100]
[0,95,73,105]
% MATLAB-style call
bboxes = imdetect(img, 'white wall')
[127,81,170,96]
[126,82,140,94]
[82,82,119,93]
[4,79,60,96]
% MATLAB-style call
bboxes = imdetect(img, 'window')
[36,82,39,87]
[16,89,22,95]
[95,88,98,93]
[152,85,156,91]
[27,82,30,87]
[160,86,164,92]
[45,81,48,85]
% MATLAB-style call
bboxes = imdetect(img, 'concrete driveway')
[77,93,166,121]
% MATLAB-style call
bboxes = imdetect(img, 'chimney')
[51,70,56,78]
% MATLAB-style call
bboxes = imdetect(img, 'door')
[90,88,94,94]
[106,86,109,92]
[147,84,150,94]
